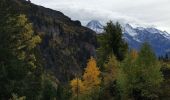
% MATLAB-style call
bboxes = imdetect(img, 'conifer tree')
[117,50,138,99]
[70,57,101,99]
[70,78,85,97]
[100,54,119,99]
[103,54,118,86]
[135,43,163,99]
[0,14,42,99]
[117,44,163,99]
[82,57,101,100]
[83,57,101,91]
[97,21,128,69]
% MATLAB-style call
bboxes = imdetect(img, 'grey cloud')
[31,0,170,33]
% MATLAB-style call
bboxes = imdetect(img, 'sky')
[31,0,170,33]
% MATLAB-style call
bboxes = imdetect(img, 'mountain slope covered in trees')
[1,0,170,100]
[10,0,97,82]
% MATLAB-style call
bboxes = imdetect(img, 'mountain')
[86,20,170,56]
[86,20,104,33]
[11,0,97,82]
[124,24,170,56]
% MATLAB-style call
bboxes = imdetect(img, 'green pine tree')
[135,43,163,99]
[117,43,163,100]
[97,21,128,69]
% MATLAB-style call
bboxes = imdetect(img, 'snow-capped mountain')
[86,20,170,56]
[86,20,104,33]
[124,24,170,56]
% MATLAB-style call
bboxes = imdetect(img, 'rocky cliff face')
[13,0,97,82]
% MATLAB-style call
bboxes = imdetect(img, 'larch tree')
[100,54,119,100]
[103,54,119,86]
[70,57,101,99]
[0,14,42,99]
[7,15,41,68]
[83,57,101,91]
[81,57,101,100]
[70,78,85,97]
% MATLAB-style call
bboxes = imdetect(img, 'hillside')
[12,0,97,82]
[2,0,170,99]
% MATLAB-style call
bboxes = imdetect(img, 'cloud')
[54,6,151,27]
[31,0,170,32]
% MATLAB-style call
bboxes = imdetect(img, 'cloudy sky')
[31,0,170,32]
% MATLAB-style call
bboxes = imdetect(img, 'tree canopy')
[97,21,128,69]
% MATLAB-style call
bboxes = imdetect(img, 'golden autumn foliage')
[70,57,101,98]
[83,57,101,91]
[70,78,85,96]
[83,57,101,87]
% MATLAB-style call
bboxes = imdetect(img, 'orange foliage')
[83,57,101,90]
[70,78,85,96]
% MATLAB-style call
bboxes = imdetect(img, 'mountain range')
[86,20,170,56]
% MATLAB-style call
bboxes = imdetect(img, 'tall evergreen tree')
[97,21,128,69]
[117,44,163,100]
[135,43,163,99]
[100,54,119,100]
[117,50,138,100]
[0,14,41,99]
[103,54,118,86]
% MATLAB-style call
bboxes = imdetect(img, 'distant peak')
[90,20,100,22]
[87,20,102,26]
[125,24,133,28]
[86,20,104,33]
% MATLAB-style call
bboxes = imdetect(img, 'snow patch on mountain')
[86,20,104,33]
[86,20,170,56]
[123,24,138,36]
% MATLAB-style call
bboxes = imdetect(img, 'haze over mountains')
[86,20,170,56]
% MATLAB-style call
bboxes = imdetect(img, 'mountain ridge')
[86,20,170,56]
[12,0,97,82]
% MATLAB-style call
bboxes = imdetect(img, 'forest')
[1,0,170,100]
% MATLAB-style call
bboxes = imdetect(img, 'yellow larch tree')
[70,78,85,96]
[83,57,101,91]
